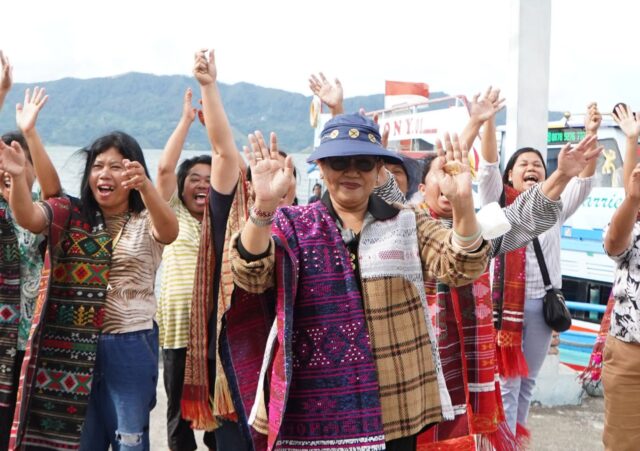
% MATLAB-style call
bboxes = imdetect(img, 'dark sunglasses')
[325,156,378,172]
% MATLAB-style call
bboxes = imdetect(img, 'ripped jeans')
[80,324,159,451]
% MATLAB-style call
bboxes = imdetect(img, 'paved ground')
[150,368,606,451]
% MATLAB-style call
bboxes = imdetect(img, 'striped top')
[102,209,165,334]
[477,160,594,299]
[157,194,202,348]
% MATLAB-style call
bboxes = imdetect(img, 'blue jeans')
[80,325,159,451]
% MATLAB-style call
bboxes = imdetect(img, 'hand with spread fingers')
[612,103,640,138]
[193,49,217,87]
[585,102,602,135]
[469,86,505,124]
[0,139,26,177]
[309,72,344,115]
[556,134,602,178]
[433,133,472,206]
[16,87,49,134]
[122,159,150,192]
[243,131,295,210]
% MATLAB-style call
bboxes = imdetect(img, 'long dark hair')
[176,155,212,204]
[502,147,547,186]
[79,131,150,221]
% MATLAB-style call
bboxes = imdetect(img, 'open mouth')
[523,174,539,184]
[194,192,207,205]
[3,176,10,189]
[97,184,115,194]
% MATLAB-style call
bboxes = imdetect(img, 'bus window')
[547,138,622,188]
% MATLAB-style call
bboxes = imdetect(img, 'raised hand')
[612,103,640,138]
[16,87,49,134]
[122,159,150,191]
[433,133,472,205]
[469,86,505,124]
[0,140,26,177]
[182,87,197,123]
[309,72,343,111]
[556,134,601,177]
[585,102,602,134]
[243,131,294,209]
[0,51,12,94]
[193,49,217,87]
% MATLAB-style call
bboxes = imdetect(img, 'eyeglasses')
[325,157,378,172]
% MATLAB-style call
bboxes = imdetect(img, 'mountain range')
[0,72,563,151]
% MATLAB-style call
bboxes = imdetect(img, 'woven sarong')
[0,206,22,407]
[10,197,111,450]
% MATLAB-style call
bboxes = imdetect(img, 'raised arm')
[0,51,12,111]
[194,49,244,194]
[605,163,640,256]
[309,72,344,117]
[122,159,178,244]
[0,141,48,233]
[434,133,483,249]
[15,87,62,199]
[578,102,602,178]
[475,89,504,205]
[612,103,640,190]
[460,86,504,153]
[156,88,196,200]
[239,131,294,256]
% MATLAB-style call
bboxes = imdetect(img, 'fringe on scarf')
[496,331,529,378]
[515,423,531,450]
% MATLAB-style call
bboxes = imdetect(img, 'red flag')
[384,81,429,109]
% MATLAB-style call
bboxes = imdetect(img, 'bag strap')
[532,237,553,291]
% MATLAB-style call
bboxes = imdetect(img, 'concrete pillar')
[504,0,551,163]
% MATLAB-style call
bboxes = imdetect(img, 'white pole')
[504,0,551,164]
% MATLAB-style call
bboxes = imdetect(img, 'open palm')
[16,87,48,133]
[613,104,640,138]
[244,131,294,206]
[434,133,472,203]
[309,73,343,109]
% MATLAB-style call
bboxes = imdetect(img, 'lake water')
[47,146,318,203]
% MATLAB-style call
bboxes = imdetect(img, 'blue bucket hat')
[307,113,403,164]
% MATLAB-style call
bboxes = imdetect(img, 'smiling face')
[88,147,130,216]
[418,158,452,218]
[181,163,211,220]
[508,151,546,192]
[318,156,382,211]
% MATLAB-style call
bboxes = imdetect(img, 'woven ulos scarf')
[11,197,110,450]
[579,290,615,384]
[417,209,516,451]
[182,177,249,429]
[0,204,23,408]
[226,203,386,451]
[493,185,529,379]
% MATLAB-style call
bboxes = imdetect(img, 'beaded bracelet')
[249,206,275,227]
[251,206,276,218]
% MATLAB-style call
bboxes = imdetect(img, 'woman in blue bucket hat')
[223,113,491,451]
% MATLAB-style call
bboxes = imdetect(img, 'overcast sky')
[1,0,636,113]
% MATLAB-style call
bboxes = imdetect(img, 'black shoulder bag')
[532,238,572,332]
